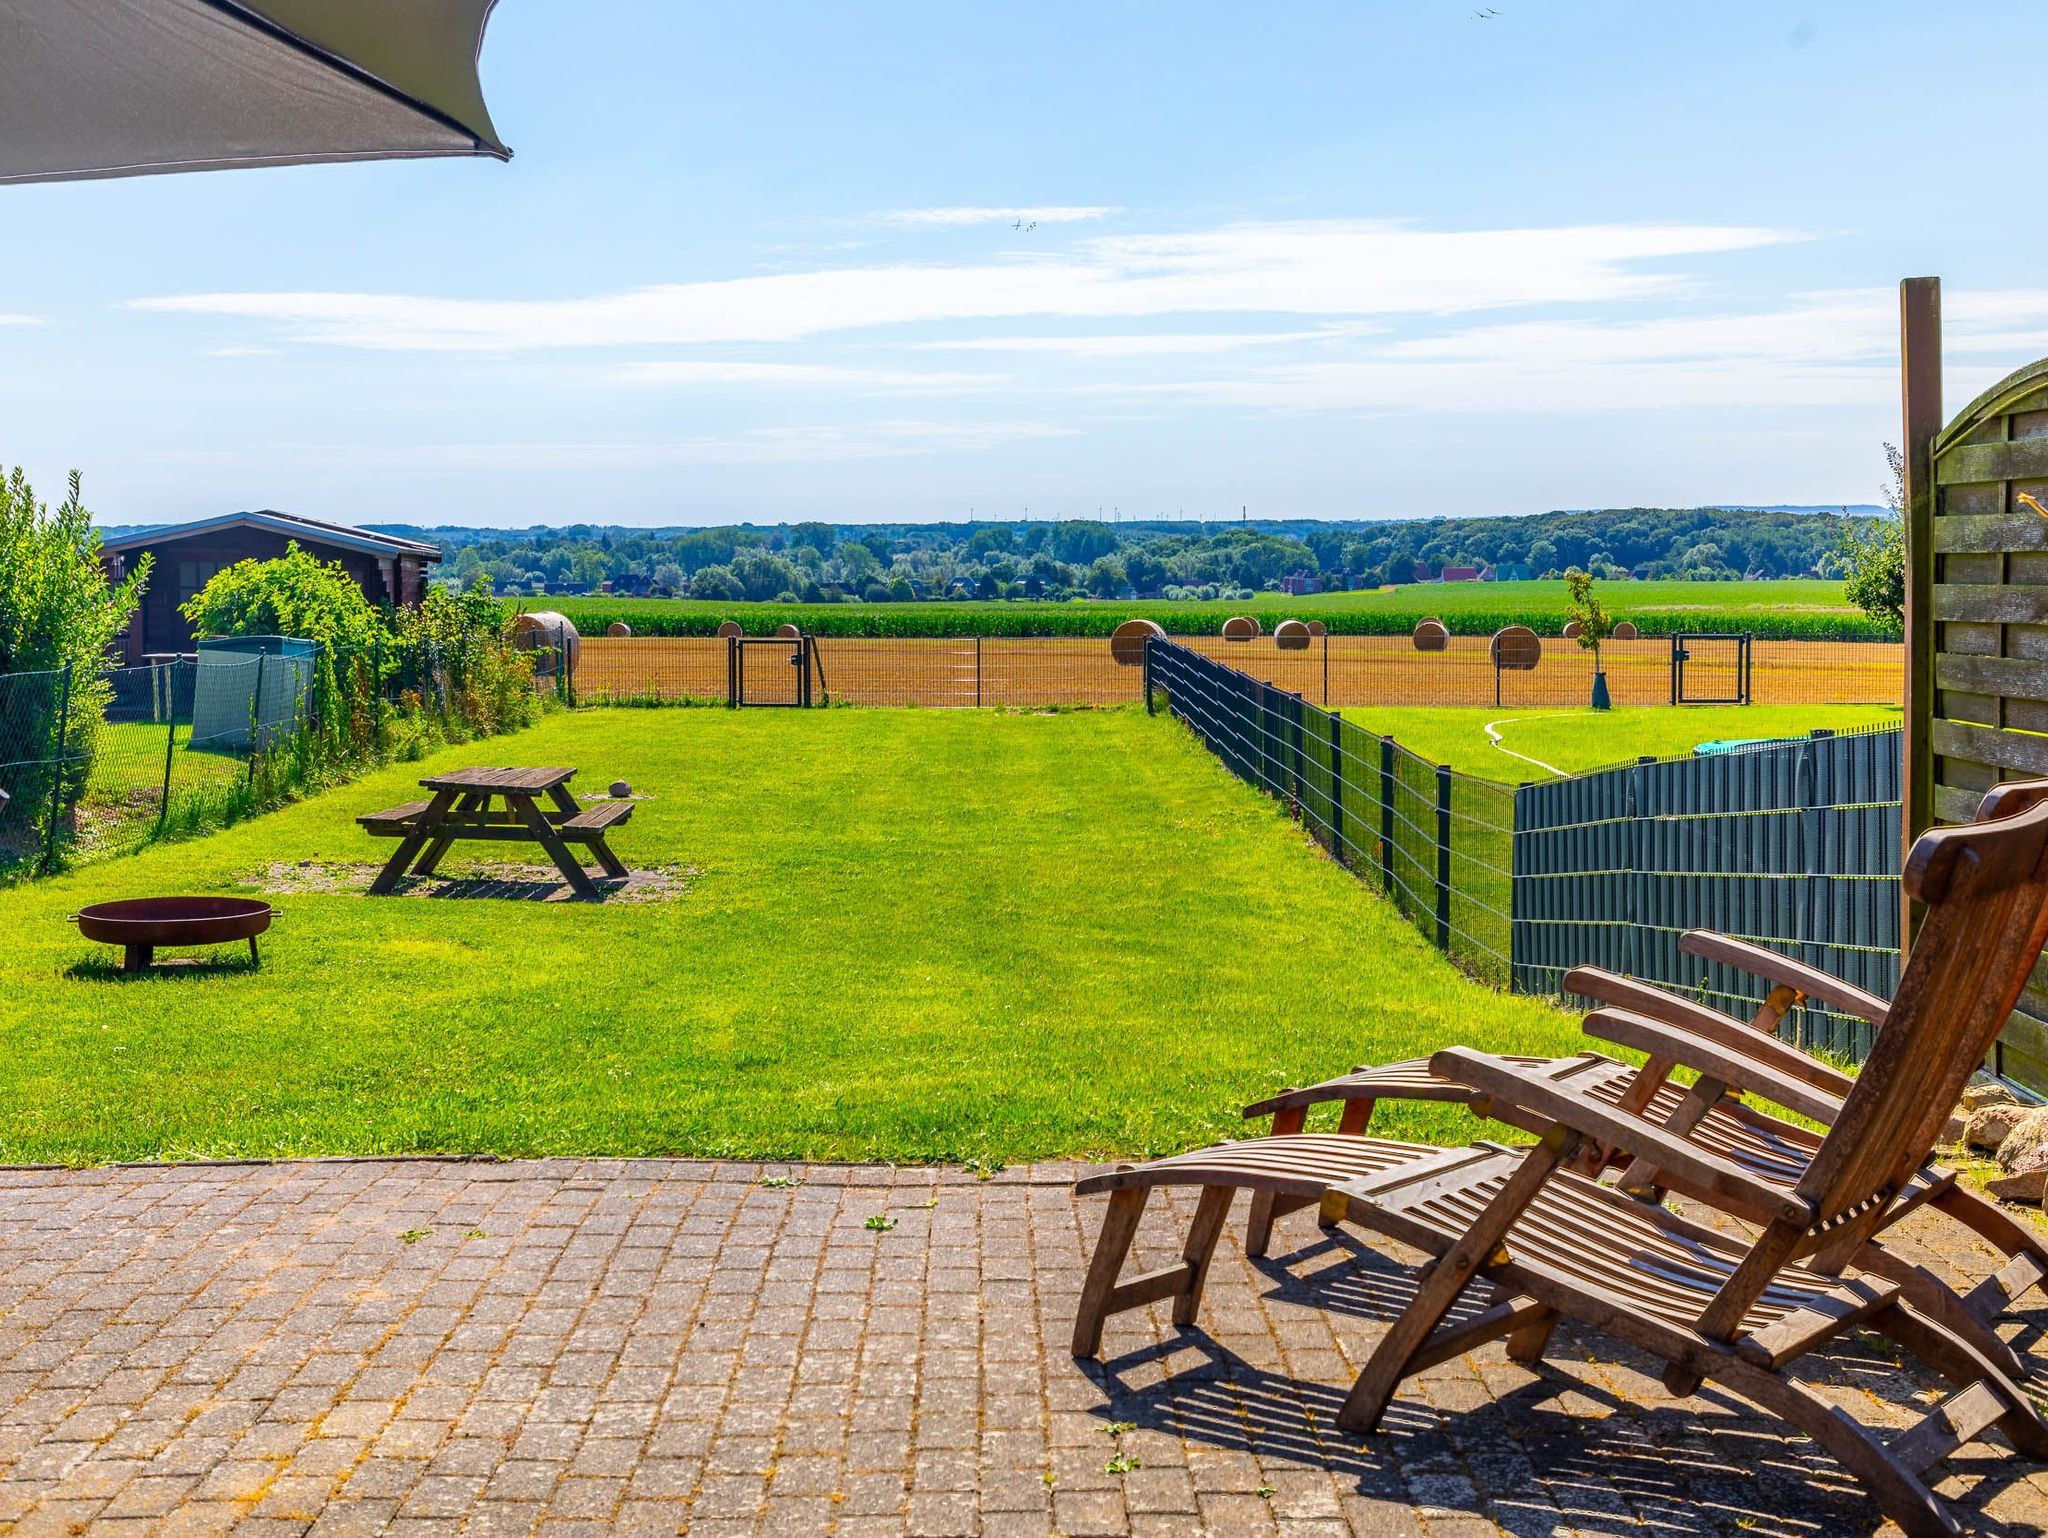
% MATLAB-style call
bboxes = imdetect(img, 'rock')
[1944,1111,1968,1145]
[1986,1107,2048,1203]
[1963,1080,2020,1113]
[1965,1103,2030,1152]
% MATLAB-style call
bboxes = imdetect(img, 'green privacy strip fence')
[1144,637,1901,1061]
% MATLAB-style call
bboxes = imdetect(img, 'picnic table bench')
[358,766,632,899]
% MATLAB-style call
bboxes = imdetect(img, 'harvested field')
[573,633,1903,709]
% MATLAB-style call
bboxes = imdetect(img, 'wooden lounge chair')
[1236,783,2048,1380]
[1072,793,2048,1537]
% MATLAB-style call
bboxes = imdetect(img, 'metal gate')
[1669,632,1752,705]
[729,635,814,707]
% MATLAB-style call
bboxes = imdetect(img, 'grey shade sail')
[0,0,509,185]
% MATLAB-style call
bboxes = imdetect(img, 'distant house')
[1482,562,1533,582]
[101,510,440,664]
[1439,565,1482,583]
[1280,570,1322,596]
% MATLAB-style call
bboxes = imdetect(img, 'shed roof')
[102,510,441,562]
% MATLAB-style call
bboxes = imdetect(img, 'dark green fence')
[1145,638,1902,1060]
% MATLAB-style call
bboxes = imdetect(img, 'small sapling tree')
[1563,567,1616,710]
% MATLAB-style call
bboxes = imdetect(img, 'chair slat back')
[1796,789,2048,1240]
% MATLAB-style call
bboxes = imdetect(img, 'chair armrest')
[1563,967,1857,1101]
[1677,931,1891,1026]
[1582,1009,1845,1124]
[1431,1046,1813,1227]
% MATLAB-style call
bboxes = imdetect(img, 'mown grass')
[1334,704,1902,780]
[0,706,1580,1166]
[550,578,1890,642]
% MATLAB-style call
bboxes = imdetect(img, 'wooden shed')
[100,511,441,665]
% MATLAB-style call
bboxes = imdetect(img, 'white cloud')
[126,218,1796,352]
[202,344,281,357]
[0,314,43,326]
[615,360,1001,392]
[917,327,1369,356]
[874,205,1121,227]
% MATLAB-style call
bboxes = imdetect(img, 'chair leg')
[1504,1305,1561,1364]
[1072,1188,1147,1359]
[1927,1184,2048,1318]
[1877,1300,2048,1461]
[1714,1355,1963,1538]
[1245,1106,1304,1257]
[1173,1186,1234,1327]
[1853,1246,2032,1386]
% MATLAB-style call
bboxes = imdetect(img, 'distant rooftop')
[101,510,441,562]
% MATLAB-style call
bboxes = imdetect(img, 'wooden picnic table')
[357,766,632,899]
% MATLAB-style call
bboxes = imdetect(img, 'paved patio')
[0,1158,2038,1538]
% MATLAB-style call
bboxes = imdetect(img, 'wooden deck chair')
[1235,781,2048,1378]
[1072,794,2048,1538]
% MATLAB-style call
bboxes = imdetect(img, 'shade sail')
[0,0,509,185]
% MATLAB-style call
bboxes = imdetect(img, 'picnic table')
[357,766,632,899]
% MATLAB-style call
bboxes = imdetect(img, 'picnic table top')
[420,766,577,793]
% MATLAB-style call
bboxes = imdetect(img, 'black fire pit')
[72,896,274,972]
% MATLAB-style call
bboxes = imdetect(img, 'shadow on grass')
[67,950,262,982]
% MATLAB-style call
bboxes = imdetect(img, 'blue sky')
[5,1,2048,529]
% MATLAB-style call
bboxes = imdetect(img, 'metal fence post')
[40,662,74,873]
[1143,638,1154,714]
[1509,781,1528,991]
[246,651,268,786]
[1379,735,1395,896]
[1434,764,1453,953]
[156,676,177,831]
[727,634,739,707]
[1327,710,1345,866]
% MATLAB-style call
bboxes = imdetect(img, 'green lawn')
[0,706,1580,1166]
[552,577,1887,642]
[1334,704,1902,780]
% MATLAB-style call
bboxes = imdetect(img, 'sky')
[5,1,2048,530]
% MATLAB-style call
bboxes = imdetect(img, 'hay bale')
[776,623,802,639]
[1490,625,1542,671]
[1613,620,1639,640]
[1412,620,1449,652]
[511,610,581,674]
[606,622,632,639]
[1305,620,1327,637]
[1274,619,1312,651]
[1109,618,1166,666]
[1222,615,1261,641]
[716,620,743,638]
[1562,620,1583,639]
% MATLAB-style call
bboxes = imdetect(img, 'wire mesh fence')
[1144,637,1904,1060]
[0,625,564,879]
[571,631,1902,710]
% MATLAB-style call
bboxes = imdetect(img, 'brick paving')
[0,1158,2037,1537]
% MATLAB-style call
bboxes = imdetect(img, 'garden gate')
[1901,275,2048,1087]
[1668,633,1751,705]
[728,634,814,708]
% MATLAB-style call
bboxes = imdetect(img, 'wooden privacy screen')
[1903,276,2048,1086]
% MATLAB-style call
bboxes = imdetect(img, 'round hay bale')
[605,621,632,639]
[1274,619,1312,651]
[1412,620,1449,652]
[776,623,802,639]
[1419,616,1442,627]
[1612,620,1639,640]
[1222,615,1261,641]
[1491,625,1542,671]
[511,610,581,674]
[1109,617,1166,666]
[1305,619,1327,637]
[1562,619,1583,639]
[715,620,744,638]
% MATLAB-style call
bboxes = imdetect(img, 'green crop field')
[1335,704,1903,780]
[548,577,1891,642]
[0,706,1580,1167]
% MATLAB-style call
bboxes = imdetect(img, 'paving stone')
[0,1158,2026,1536]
